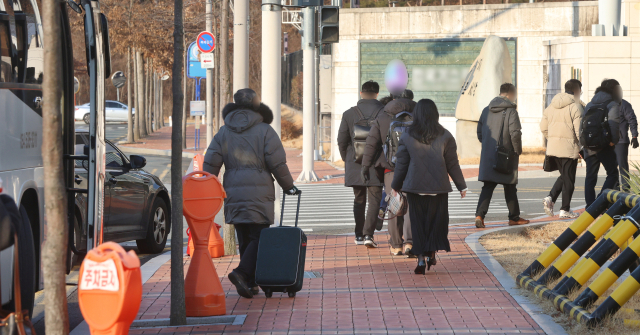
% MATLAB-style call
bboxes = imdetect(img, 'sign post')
[111,71,126,102]
[196,31,216,145]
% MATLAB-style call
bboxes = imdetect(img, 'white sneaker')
[559,210,579,219]
[543,196,555,217]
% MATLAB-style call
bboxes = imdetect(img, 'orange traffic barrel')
[182,171,226,317]
[78,242,142,335]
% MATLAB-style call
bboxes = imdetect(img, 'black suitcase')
[255,192,306,298]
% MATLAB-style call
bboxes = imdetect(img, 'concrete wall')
[331,1,599,161]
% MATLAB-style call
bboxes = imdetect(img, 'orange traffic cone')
[182,171,226,317]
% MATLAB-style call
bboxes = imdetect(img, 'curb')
[465,221,569,335]
[117,145,197,159]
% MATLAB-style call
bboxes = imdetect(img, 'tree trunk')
[127,47,134,143]
[220,0,230,112]
[154,73,158,131]
[146,59,152,134]
[41,2,69,333]
[214,16,220,131]
[134,48,141,141]
[160,78,165,128]
[137,51,147,137]
[170,0,187,325]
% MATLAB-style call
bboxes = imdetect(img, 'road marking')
[159,169,170,181]
[151,168,158,175]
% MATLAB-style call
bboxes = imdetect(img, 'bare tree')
[42,2,69,333]
[145,58,152,134]
[170,0,187,325]
[134,47,141,141]
[137,52,148,137]
[127,47,134,143]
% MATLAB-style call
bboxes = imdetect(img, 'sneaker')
[559,210,579,219]
[390,247,403,255]
[355,236,365,245]
[475,216,485,228]
[543,196,555,217]
[364,235,378,248]
[228,271,253,298]
[508,218,531,226]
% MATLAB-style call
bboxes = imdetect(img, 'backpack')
[580,102,612,151]
[383,112,413,168]
[352,106,383,164]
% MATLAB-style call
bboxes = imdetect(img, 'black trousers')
[475,182,521,221]
[585,147,619,207]
[616,143,630,191]
[548,157,578,211]
[234,224,269,286]
[352,185,383,237]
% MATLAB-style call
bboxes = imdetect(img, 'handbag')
[0,234,36,335]
[493,111,515,174]
[382,190,408,220]
[543,155,558,172]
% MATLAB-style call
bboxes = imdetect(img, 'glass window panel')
[0,20,11,82]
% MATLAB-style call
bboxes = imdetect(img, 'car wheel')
[83,113,90,124]
[136,197,170,254]
[0,195,36,318]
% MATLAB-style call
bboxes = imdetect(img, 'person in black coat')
[337,81,384,247]
[391,99,467,274]
[616,99,639,191]
[204,88,299,299]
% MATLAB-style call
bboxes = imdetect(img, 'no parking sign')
[196,31,215,53]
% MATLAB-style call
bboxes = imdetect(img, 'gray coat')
[477,96,523,185]
[391,129,467,194]
[619,99,638,144]
[361,98,417,171]
[582,91,622,158]
[203,103,294,225]
[337,99,385,187]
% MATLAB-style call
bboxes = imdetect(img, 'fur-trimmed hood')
[221,102,274,133]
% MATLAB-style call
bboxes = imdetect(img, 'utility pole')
[221,0,235,255]
[206,0,214,144]
[297,6,318,182]
[234,0,249,92]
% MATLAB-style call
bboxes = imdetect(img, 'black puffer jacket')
[477,96,522,185]
[361,98,416,171]
[391,130,466,194]
[203,103,294,225]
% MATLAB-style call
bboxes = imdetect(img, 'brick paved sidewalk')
[130,228,545,335]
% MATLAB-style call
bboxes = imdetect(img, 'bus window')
[14,19,25,81]
[0,21,11,82]
[18,0,42,84]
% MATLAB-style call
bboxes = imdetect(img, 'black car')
[73,131,171,256]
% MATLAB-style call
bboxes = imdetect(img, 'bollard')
[78,242,142,335]
[182,171,226,317]
[188,223,223,258]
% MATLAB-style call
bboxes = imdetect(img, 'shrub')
[281,117,302,141]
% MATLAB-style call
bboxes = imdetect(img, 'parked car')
[72,131,171,255]
[75,100,135,124]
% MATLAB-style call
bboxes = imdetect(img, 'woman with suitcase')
[391,99,467,274]
[204,88,299,298]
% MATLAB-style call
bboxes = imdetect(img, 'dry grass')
[281,105,303,148]
[480,222,640,335]
[459,147,547,165]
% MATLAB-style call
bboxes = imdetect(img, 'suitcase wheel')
[288,291,296,298]
[265,290,273,298]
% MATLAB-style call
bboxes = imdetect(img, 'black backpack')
[352,106,382,164]
[580,102,612,151]
[383,112,413,168]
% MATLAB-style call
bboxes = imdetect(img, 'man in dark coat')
[582,79,622,206]
[475,83,530,228]
[616,99,638,191]
[204,88,298,299]
[361,91,416,255]
[337,81,384,247]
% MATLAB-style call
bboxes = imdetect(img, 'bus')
[0,0,108,315]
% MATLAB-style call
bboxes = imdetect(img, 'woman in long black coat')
[391,99,467,274]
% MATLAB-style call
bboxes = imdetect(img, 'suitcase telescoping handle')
[280,191,302,227]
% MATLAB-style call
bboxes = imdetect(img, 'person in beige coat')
[540,79,584,218]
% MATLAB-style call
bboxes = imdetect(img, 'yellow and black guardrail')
[517,189,640,327]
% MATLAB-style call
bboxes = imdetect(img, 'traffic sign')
[111,71,126,88]
[200,53,214,69]
[74,76,79,94]
[188,42,206,78]
[190,101,205,116]
[196,31,215,53]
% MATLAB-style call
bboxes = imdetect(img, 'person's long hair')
[408,99,444,145]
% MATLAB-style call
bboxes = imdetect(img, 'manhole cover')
[304,271,322,278]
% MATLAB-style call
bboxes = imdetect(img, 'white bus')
[0,0,109,316]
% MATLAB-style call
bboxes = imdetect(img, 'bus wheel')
[83,113,90,124]
[0,195,36,318]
